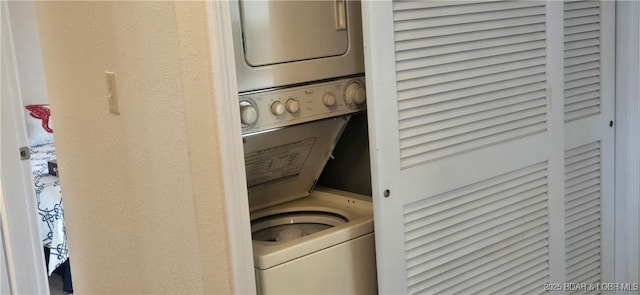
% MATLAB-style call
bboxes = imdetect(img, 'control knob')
[285,99,300,113]
[239,101,258,126]
[322,93,337,107]
[345,81,366,107]
[270,101,286,116]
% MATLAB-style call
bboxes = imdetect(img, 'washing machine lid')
[243,116,350,211]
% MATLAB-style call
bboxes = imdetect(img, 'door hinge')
[19,146,30,160]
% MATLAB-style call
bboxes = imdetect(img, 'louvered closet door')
[362,1,567,293]
[563,0,615,289]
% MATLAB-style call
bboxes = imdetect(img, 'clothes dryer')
[230,0,365,93]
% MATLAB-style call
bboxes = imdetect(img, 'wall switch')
[105,71,120,115]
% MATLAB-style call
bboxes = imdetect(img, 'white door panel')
[563,0,615,287]
[362,1,586,293]
[0,227,10,294]
[0,2,49,293]
[394,133,553,203]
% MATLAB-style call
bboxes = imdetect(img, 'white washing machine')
[251,187,376,294]
[242,113,377,294]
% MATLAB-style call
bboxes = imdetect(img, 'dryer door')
[239,0,349,67]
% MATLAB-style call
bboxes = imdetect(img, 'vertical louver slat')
[393,1,548,169]
[565,142,602,294]
[403,162,550,295]
[564,0,602,122]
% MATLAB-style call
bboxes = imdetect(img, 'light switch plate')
[105,71,120,115]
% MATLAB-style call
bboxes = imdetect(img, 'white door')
[562,0,615,287]
[0,1,49,293]
[1,229,11,294]
[362,1,613,293]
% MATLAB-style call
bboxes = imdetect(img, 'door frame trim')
[205,1,256,293]
[615,0,640,286]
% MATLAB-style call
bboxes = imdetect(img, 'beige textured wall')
[35,2,233,293]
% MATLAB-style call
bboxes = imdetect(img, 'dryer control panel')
[239,76,366,134]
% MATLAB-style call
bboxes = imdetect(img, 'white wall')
[7,1,48,105]
[35,2,233,293]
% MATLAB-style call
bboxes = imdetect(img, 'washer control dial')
[345,81,366,107]
[270,101,286,116]
[322,93,337,107]
[239,100,258,126]
[285,99,300,113]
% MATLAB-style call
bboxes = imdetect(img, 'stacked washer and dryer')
[231,0,377,294]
